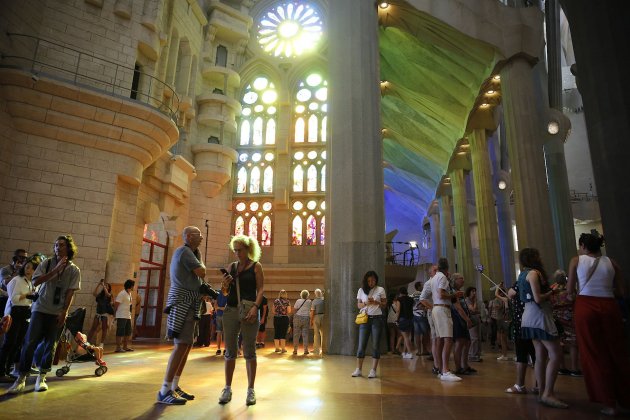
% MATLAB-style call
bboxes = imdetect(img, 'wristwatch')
[253,303,259,309]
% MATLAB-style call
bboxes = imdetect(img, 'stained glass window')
[235,216,244,236]
[237,167,247,193]
[249,217,258,240]
[321,164,326,191]
[295,118,304,143]
[320,215,325,244]
[250,167,261,193]
[240,121,250,145]
[266,120,276,145]
[292,216,302,245]
[233,201,273,246]
[257,3,323,58]
[306,215,316,245]
[293,165,304,192]
[307,165,317,191]
[261,216,272,246]
[263,166,273,193]
[239,77,277,146]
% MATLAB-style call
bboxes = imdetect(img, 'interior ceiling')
[379,5,500,243]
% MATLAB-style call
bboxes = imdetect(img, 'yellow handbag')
[355,310,368,325]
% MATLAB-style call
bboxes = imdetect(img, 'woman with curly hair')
[218,235,265,406]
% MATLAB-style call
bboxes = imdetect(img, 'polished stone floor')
[0,340,618,419]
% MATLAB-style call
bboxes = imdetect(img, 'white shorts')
[431,306,453,338]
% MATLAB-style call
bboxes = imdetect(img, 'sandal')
[505,384,527,394]
[540,398,569,409]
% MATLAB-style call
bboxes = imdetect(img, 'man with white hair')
[310,288,325,356]
[156,226,207,405]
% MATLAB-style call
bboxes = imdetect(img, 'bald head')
[183,226,203,249]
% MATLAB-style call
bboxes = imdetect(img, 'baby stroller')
[56,307,108,377]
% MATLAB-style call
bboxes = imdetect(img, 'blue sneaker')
[157,390,187,405]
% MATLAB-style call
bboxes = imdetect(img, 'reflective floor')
[0,340,618,419]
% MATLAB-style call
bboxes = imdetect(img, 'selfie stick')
[475,264,509,296]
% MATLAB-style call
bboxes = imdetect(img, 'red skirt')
[574,295,630,407]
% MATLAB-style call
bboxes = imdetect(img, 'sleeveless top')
[227,262,258,306]
[577,255,615,298]
[518,269,550,303]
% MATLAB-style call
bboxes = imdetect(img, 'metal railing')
[1,33,179,121]
[385,241,419,266]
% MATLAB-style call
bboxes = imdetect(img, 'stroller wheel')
[62,366,70,374]
[101,366,108,374]
[56,369,64,377]
[95,367,104,377]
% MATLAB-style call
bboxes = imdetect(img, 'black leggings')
[273,316,289,339]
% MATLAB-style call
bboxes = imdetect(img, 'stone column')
[543,0,576,271]
[438,194,456,266]
[469,129,503,294]
[488,129,516,287]
[450,168,475,284]
[501,58,557,269]
[326,0,384,355]
[428,201,441,265]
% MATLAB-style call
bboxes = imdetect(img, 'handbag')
[356,288,375,325]
[355,310,368,325]
[235,265,258,325]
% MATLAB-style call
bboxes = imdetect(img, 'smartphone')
[220,268,229,276]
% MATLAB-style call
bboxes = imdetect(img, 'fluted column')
[450,168,475,284]
[326,0,384,355]
[501,58,557,269]
[469,129,503,295]
[438,195,456,266]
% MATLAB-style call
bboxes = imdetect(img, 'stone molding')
[191,143,238,198]
[0,68,179,183]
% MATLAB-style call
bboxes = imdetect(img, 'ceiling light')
[409,241,417,249]
[379,2,389,9]
[493,75,501,81]
[486,90,495,95]
[480,103,489,108]
[547,121,560,135]
[498,180,507,190]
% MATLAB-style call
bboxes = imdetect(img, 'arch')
[240,120,250,145]
[235,216,245,236]
[261,216,272,246]
[293,165,304,192]
[307,164,317,191]
[263,166,273,192]
[320,215,325,245]
[295,117,305,142]
[237,60,283,99]
[250,166,261,193]
[253,117,263,145]
[265,119,276,144]
[292,216,303,245]
[308,114,318,142]
[237,167,247,193]
[321,115,327,142]
[320,164,326,191]
[249,217,258,240]
[215,45,228,67]
[306,215,316,245]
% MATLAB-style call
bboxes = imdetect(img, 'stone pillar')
[501,58,557,269]
[326,0,383,355]
[488,130,516,288]
[543,0,576,271]
[428,201,441,265]
[469,129,503,294]
[438,195,456,266]
[559,0,630,282]
[450,168,475,284]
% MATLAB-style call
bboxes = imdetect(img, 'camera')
[26,293,39,302]
[199,282,218,299]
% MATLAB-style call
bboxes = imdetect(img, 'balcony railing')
[1,33,179,121]
[385,241,419,266]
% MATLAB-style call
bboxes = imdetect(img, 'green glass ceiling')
[380,8,501,242]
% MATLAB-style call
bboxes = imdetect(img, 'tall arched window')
[292,216,303,245]
[290,72,327,246]
[234,76,277,241]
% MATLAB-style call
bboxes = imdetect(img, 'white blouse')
[4,275,33,316]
